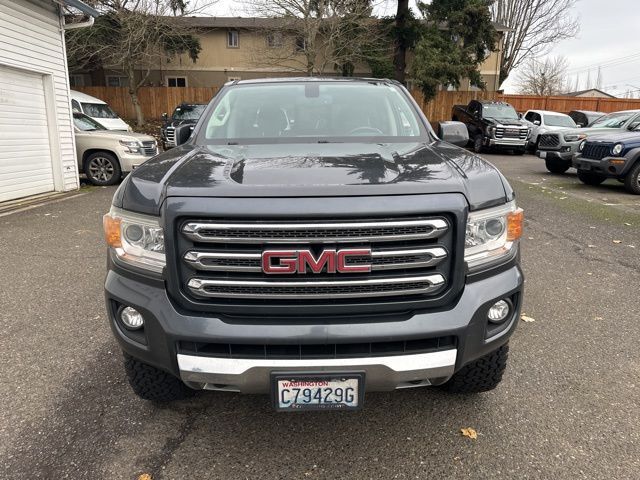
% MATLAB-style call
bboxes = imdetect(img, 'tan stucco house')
[70,16,509,92]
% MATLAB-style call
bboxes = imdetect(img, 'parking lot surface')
[1,153,639,479]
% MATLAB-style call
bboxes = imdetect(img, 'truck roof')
[227,77,399,86]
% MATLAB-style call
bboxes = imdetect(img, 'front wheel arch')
[82,149,120,173]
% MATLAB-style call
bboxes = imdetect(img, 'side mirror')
[174,124,193,146]
[439,121,469,147]
[533,120,541,126]
[518,113,523,119]
[161,112,168,121]
[576,123,584,128]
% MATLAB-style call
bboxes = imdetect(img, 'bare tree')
[491,0,579,85]
[66,0,212,126]
[242,0,387,76]
[516,56,569,96]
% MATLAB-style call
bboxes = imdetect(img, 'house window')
[267,32,283,48]
[295,37,306,52]
[69,75,84,87]
[106,75,128,87]
[227,30,239,48]
[166,76,187,87]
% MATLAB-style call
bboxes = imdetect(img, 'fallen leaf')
[461,427,477,440]
[587,272,593,276]
[595,317,603,321]
[624,222,632,226]
[587,245,596,248]
[521,315,535,323]
[613,240,622,244]
[138,475,153,480]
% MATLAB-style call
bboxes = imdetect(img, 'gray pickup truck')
[103,78,524,411]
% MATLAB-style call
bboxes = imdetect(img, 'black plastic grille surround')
[538,133,561,149]
[178,336,457,360]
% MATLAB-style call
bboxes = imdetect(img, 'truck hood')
[93,117,131,131]
[88,130,155,142]
[582,131,640,144]
[561,126,622,137]
[117,142,510,215]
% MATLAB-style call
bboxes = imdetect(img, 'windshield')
[172,104,206,120]
[483,104,519,121]
[590,112,635,128]
[73,113,106,131]
[81,102,119,119]
[202,82,426,144]
[544,114,576,128]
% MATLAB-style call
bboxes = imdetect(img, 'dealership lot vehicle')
[536,109,640,174]
[102,78,524,410]
[521,110,577,150]
[574,128,640,194]
[568,110,605,128]
[452,99,530,154]
[160,103,207,150]
[73,113,158,185]
[71,90,131,131]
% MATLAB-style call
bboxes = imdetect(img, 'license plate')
[538,151,547,159]
[272,373,364,411]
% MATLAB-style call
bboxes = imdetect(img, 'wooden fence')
[75,86,640,124]
[74,86,219,120]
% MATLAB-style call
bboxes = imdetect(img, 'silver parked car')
[536,110,640,174]
[73,113,158,185]
[522,110,578,150]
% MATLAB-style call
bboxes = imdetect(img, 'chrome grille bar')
[187,275,446,299]
[183,247,447,272]
[182,218,449,244]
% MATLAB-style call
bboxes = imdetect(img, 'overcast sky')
[205,0,639,97]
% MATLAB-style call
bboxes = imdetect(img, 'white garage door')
[0,65,55,202]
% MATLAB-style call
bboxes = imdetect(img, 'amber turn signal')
[103,214,122,248]
[507,208,524,241]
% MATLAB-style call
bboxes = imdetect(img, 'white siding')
[0,0,79,198]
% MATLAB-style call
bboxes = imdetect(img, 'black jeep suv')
[103,78,524,411]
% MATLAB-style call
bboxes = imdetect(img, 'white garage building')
[0,0,98,203]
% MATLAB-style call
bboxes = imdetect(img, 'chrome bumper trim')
[177,349,458,393]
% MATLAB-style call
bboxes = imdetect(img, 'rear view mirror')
[518,113,523,119]
[576,123,584,128]
[174,124,193,146]
[533,120,541,126]
[439,121,469,147]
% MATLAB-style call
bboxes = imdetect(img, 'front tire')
[577,169,606,186]
[84,151,121,186]
[441,344,509,394]
[473,135,484,154]
[123,353,196,402]
[545,158,570,174]
[623,162,640,195]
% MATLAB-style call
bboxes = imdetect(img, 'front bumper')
[105,260,524,394]
[118,151,155,172]
[573,155,630,177]
[487,138,527,149]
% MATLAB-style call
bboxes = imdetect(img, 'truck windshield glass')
[544,114,576,128]
[483,104,519,121]
[173,104,206,120]
[73,113,106,131]
[82,102,119,119]
[203,82,426,143]
[590,112,635,128]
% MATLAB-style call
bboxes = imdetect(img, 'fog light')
[120,306,144,329]
[488,300,510,323]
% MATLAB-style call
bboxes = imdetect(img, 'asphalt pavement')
[0,154,639,479]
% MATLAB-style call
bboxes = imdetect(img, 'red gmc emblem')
[262,248,372,274]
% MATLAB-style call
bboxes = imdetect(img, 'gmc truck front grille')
[495,127,528,140]
[582,143,612,161]
[538,133,560,149]
[165,126,176,147]
[177,217,454,304]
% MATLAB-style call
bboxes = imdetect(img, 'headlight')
[487,126,496,136]
[612,143,624,156]
[564,133,587,142]
[579,140,586,152]
[103,207,165,273]
[119,140,142,154]
[465,201,523,270]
